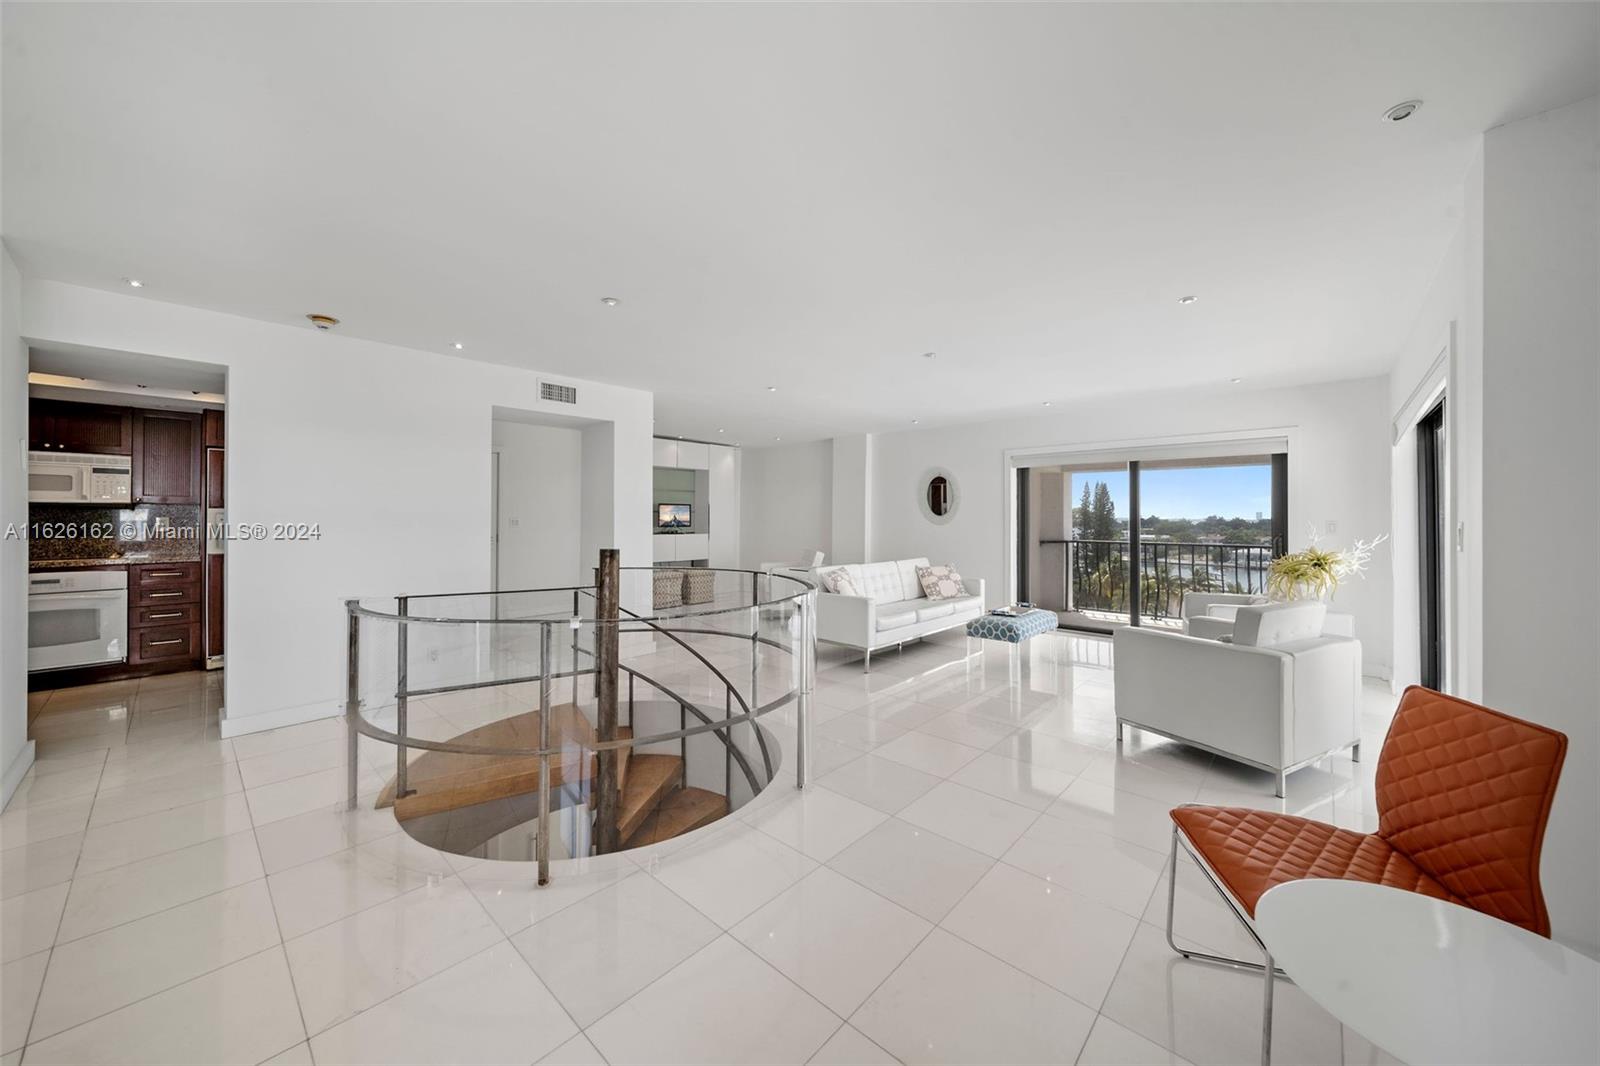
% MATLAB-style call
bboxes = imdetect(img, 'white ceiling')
[4,3,1596,445]
[29,343,228,395]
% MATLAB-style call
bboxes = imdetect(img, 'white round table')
[1255,880,1600,1066]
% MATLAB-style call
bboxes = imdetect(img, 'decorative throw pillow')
[916,564,967,600]
[820,568,861,596]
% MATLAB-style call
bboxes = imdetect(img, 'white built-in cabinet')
[652,438,711,470]
[652,438,738,566]
[707,445,739,567]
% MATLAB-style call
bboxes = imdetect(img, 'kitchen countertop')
[29,554,200,571]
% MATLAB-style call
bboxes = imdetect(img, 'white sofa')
[779,557,985,671]
[1113,601,1361,797]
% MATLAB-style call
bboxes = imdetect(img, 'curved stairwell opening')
[344,565,816,882]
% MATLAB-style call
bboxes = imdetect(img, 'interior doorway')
[23,344,228,718]
[1417,399,1447,689]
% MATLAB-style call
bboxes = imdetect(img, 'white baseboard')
[220,701,341,739]
[1,740,37,811]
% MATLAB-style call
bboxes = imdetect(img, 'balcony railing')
[1045,538,1273,621]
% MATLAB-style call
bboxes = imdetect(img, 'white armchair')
[760,550,825,575]
[1181,591,1268,640]
[1113,602,1362,797]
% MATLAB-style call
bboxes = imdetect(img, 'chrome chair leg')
[1261,951,1276,1066]
[1164,824,1285,974]
[1165,820,1287,1064]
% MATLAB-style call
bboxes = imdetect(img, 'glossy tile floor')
[3,637,1404,1065]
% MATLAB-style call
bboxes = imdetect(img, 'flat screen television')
[656,503,693,530]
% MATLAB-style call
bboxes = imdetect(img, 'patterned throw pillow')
[916,564,967,600]
[819,568,861,596]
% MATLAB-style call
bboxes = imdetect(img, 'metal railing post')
[395,595,412,799]
[796,592,814,789]
[537,622,553,886]
[346,604,360,810]
[750,576,759,733]
[572,588,581,705]
[724,689,733,800]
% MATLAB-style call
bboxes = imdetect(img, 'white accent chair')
[1181,591,1269,640]
[760,550,825,575]
[1113,601,1362,797]
[778,557,985,671]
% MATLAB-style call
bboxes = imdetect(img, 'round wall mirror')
[918,468,959,525]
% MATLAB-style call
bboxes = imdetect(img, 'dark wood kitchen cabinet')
[129,562,203,668]
[133,411,202,504]
[203,408,225,448]
[29,400,133,455]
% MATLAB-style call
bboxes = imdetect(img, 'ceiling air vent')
[540,380,578,405]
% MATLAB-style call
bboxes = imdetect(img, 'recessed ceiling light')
[1042,401,1053,407]
[717,428,725,434]
[922,352,936,359]
[1383,100,1423,123]
[766,386,778,392]
[452,342,464,350]
[124,278,143,288]
[306,314,340,331]
[1229,377,1243,384]
[136,384,147,389]
[912,420,920,425]
[775,436,782,441]
[1177,295,1198,305]
[600,297,620,307]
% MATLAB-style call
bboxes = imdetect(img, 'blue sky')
[1071,465,1271,521]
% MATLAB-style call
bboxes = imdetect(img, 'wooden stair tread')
[623,788,729,848]
[379,704,629,823]
[617,754,684,840]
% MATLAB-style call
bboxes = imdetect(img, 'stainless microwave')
[28,451,133,504]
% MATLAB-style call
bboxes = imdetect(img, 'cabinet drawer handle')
[148,611,184,619]
[148,638,184,647]
[148,591,184,598]
[146,571,186,578]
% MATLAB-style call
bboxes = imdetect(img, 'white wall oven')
[28,451,132,504]
[28,570,129,671]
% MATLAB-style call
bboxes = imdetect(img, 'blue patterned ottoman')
[966,608,1057,644]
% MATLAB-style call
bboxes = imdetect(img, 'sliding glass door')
[1135,458,1276,625]
[1020,451,1287,632]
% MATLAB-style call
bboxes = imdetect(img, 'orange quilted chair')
[1171,685,1567,936]
[1165,686,1567,1065]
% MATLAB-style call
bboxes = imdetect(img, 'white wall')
[740,439,833,568]
[492,420,583,590]
[20,280,653,736]
[1479,95,1598,955]
[830,433,872,563]
[1387,148,1487,701]
[869,376,1395,676]
[0,246,32,806]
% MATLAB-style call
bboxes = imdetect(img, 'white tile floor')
[2,634,1404,1065]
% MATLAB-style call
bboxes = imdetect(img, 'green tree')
[1075,482,1092,537]
[1090,481,1118,541]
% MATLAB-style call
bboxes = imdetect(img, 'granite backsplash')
[28,503,204,565]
